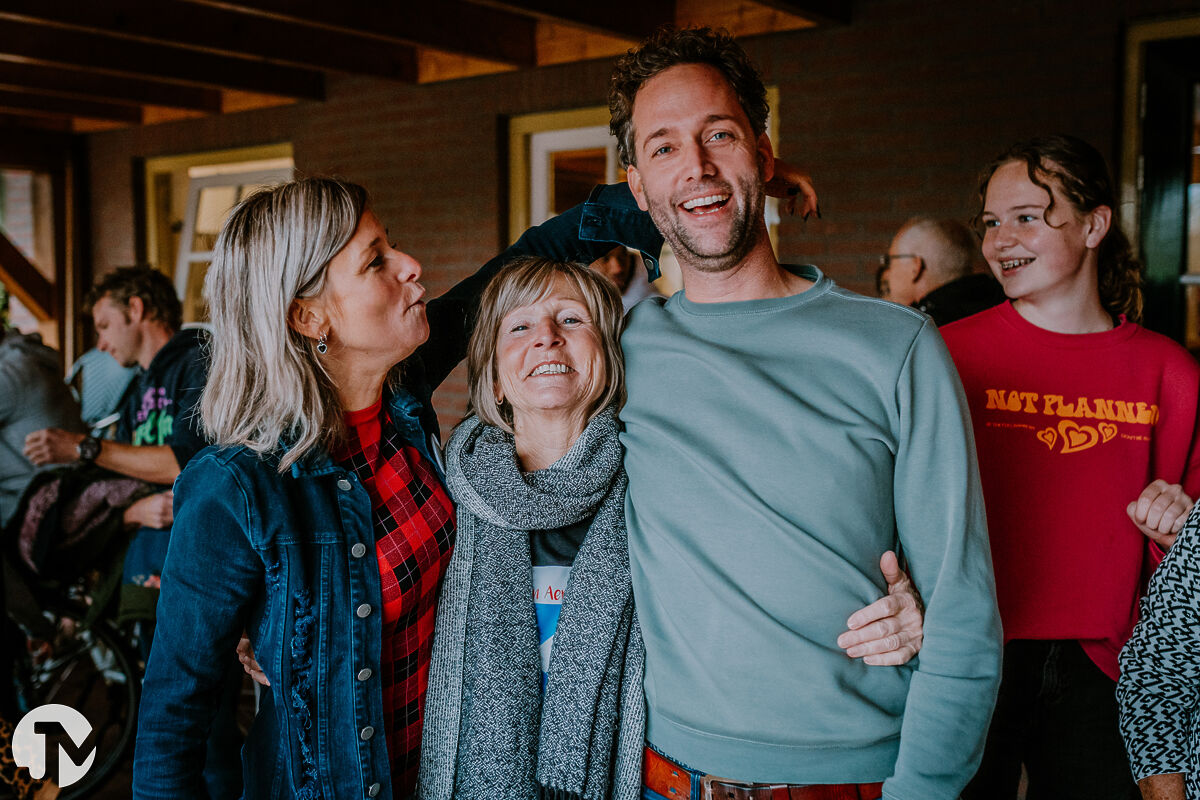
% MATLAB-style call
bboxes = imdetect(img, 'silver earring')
[317,332,328,354]
[495,396,503,406]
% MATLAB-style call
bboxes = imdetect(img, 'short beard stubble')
[643,171,767,275]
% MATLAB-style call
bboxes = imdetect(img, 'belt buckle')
[701,775,773,800]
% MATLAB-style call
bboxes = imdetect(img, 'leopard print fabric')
[0,714,57,800]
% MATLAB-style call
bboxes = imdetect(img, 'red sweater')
[941,302,1200,679]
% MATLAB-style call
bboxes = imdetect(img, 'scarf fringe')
[537,783,586,800]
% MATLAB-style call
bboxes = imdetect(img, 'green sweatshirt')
[620,265,1002,800]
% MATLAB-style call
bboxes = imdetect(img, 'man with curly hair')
[608,27,1002,800]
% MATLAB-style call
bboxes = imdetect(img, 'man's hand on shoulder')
[837,550,924,666]
[23,427,86,465]
[1127,479,1193,550]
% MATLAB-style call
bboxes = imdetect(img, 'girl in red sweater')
[941,135,1200,800]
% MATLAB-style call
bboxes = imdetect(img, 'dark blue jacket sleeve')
[415,183,663,391]
[133,456,259,798]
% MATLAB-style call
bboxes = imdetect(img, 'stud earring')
[317,332,328,354]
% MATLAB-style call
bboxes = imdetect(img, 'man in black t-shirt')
[24,267,241,799]
[25,267,208,572]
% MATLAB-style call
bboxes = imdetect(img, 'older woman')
[131,178,661,800]
[135,174,919,800]
[418,258,928,800]
[419,258,640,800]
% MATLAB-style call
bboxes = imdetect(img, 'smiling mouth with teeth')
[681,193,731,214]
[999,258,1035,272]
[529,363,573,377]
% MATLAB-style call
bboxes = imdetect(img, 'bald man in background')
[881,217,1005,326]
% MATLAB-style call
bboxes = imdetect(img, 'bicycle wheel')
[16,606,139,799]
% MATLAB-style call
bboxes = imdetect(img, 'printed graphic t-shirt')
[941,301,1200,678]
[531,521,587,688]
[116,327,209,472]
[119,327,209,588]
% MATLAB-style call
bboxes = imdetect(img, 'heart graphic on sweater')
[1058,420,1100,454]
[1036,428,1057,450]
[1099,423,1118,442]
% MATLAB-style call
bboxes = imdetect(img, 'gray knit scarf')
[418,406,644,800]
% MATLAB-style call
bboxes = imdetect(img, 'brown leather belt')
[643,746,884,800]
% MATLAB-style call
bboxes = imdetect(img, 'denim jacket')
[132,185,661,800]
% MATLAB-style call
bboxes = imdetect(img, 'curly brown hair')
[608,26,769,168]
[85,265,183,331]
[975,134,1144,323]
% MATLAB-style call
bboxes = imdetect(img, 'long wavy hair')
[975,134,1144,322]
[201,178,368,471]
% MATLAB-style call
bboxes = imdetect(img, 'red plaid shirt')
[336,399,455,798]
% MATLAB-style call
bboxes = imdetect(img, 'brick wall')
[85,0,1200,436]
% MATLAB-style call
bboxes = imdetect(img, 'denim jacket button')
[337,478,352,491]
[360,725,375,740]
[356,604,372,618]
[351,542,367,558]
[357,667,373,681]
[367,782,381,797]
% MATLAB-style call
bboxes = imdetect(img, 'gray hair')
[467,256,625,434]
[899,217,985,282]
[201,178,368,472]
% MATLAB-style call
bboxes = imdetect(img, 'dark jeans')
[963,640,1139,800]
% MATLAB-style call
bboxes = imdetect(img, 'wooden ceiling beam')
[750,0,851,25]
[0,111,71,133]
[0,61,222,111]
[0,230,53,320]
[0,18,324,99]
[0,88,142,122]
[0,1,417,82]
[183,0,538,67]
[466,0,674,40]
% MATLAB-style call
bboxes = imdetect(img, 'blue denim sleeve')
[417,182,663,390]
[132,455,261,799]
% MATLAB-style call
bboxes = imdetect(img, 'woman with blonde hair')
[134,173,920,800]
[132,178,662,800]
[420,256,928,800]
